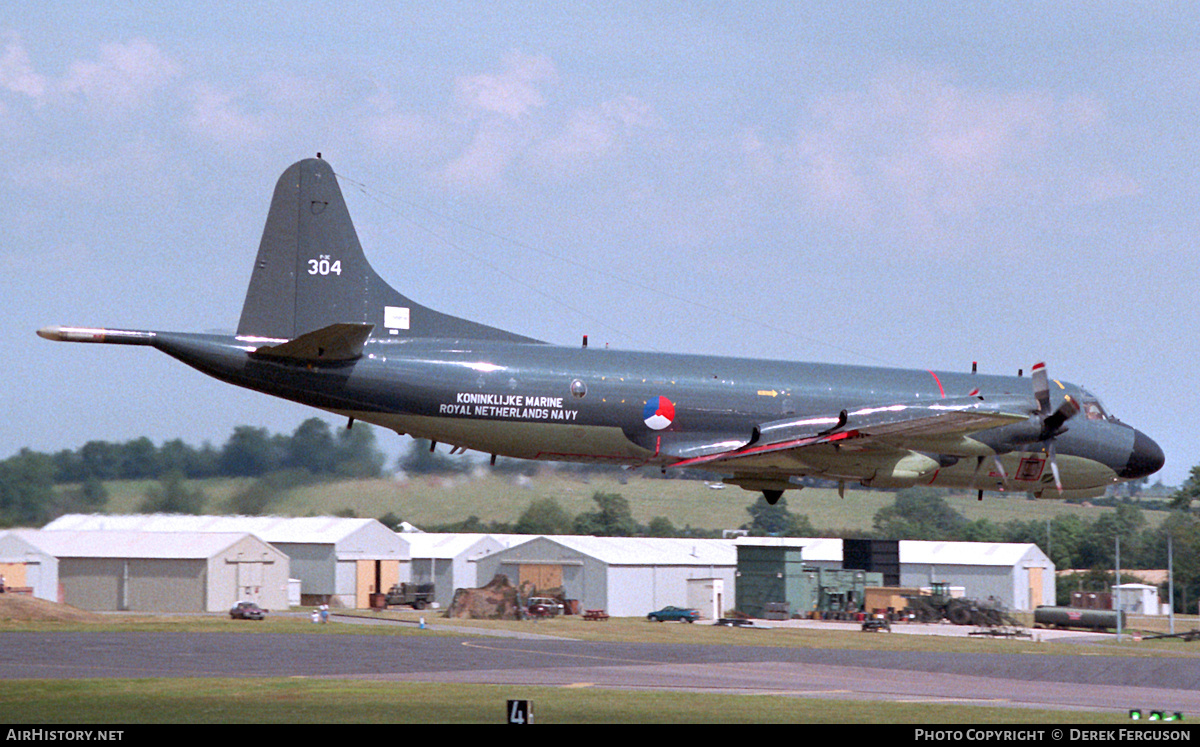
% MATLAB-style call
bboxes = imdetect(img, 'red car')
[229,601,267,620]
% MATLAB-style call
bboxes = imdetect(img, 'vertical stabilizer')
[237,157,538,343]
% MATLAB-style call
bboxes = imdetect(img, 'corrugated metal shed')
[898,540,1043,566]
[400,532,1055,616]
[734,536,841,566]
[15,528,255,558]
[0,531,59,603]
[476,536,737,617]
[45,514,400,548]
[538,536,736,566]
[41,514,404,608]
[11,529,289,613]
[897,540,1053,611]
[400,532,526,559]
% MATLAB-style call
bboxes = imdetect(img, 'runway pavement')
[1,627,1198,715]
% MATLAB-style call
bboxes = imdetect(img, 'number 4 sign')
[507,699,533,724]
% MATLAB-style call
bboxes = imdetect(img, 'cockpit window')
[1078,389,1111,421]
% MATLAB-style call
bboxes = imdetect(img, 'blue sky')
[4,3,1195,485]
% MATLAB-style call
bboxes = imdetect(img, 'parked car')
[647,606,699,623]
[527,597,565,617]
[229,601,267,620]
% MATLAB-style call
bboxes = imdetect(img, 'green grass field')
[0,677,1134,724]
[93,471,1155,535]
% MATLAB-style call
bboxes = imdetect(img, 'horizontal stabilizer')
[250,323,374,363]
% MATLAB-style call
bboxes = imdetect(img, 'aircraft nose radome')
[1119,429,1165,479]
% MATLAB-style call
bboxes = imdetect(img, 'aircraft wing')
[670,394,1033,474]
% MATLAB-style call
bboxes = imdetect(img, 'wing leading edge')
[670,394,1032,481]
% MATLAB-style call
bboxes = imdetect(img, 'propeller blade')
[1048,440,1064,494]
[1031,361,1051,415]
[993,455,1009,490]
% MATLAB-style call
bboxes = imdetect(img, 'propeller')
[1029,361,1080,494]
[976,362,1081,498]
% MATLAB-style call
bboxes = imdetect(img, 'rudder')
[237,157,538,344]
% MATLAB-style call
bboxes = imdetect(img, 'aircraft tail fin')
[237,157,538,343]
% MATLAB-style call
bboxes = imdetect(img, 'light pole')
[1115,535,1122,642]
[1169,532,1175,636]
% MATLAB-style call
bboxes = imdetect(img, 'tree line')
[0,419,387,526]
[43,419,386,483]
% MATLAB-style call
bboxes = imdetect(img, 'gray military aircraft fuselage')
[40,158,1164,503]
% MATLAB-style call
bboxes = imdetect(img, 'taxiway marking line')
[893,698,1010,704]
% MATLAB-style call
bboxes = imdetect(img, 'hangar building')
[0,531,59,601]
[398,532,526,608]
[898,540,1054,610]
[475,536,736,618]
[43,514,405,608]
[9,529,288,612]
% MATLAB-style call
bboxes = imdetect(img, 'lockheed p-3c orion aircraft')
[39,157,1164,504]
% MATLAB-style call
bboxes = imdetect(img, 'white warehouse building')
[43,514,406,608]
[475,536,737,619]
[897,540,1055,611]
[8,529,289,612]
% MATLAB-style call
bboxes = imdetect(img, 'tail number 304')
[308,257,343,276]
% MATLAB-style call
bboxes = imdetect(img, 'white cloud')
[454,51,557,120]
[61,38,180,114]
[0,33,47,100]
[530,95,661,173]
[761,67,1140,245]
[186,83,268,145]
[359,83,448,163]
[438,54,665,191]
[440,119,524,189]
[439,52,559,190]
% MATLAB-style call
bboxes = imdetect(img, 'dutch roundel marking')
[643,396,675,430]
